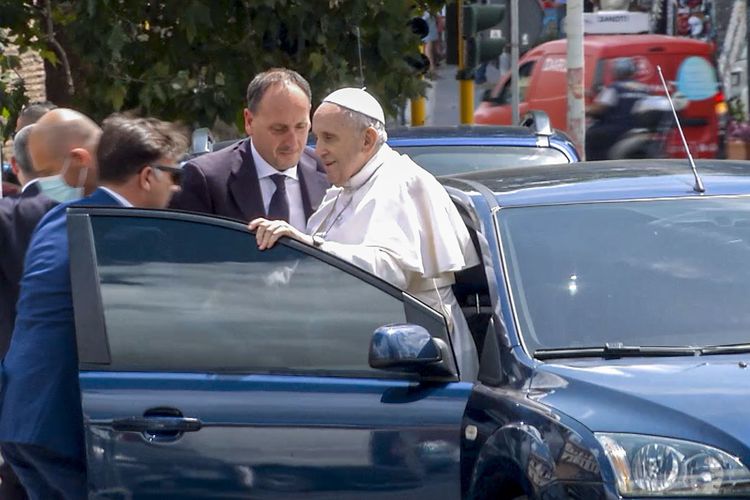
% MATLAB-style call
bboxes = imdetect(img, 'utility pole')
[746,0,749,116]
[510,0,519,124]
[457,0,474,124]
[567,0,585,159]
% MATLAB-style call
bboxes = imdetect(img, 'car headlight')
[596,433,750,496]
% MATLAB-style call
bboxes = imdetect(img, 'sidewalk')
[407,63,504,126]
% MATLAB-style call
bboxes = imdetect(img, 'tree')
[0,0,442,138]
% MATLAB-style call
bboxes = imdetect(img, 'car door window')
[498,61,535,104]
[89,215,407,376]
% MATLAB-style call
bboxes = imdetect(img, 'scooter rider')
[586,57,651,160]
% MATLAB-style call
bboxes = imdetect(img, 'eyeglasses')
[151,164,183,184]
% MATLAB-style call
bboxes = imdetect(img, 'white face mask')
[37,157,87,203]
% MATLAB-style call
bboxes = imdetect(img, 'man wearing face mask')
[28,108,102,202]
[0,109,100,351]
[0,114,187,500]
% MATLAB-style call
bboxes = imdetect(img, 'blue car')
[387,116,579,176]
[69,158,750,498]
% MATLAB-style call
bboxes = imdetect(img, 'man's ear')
[363,127,378,151]
[139,166,154,191]
[68,147,92,169]
[9,156,19,176]
[243,108,254,137]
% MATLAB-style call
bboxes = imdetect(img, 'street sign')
[583,11,650,34]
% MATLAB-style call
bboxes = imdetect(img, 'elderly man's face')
[312,103,370,187]
[244,82,311,171]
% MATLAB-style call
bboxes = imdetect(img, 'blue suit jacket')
[0,188,121,460]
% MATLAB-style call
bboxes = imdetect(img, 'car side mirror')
[369,324,453,377]
[191,127,214,156]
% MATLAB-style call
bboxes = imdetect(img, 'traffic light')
[463,1,506,69]
[405,16,431,76]
[444,3,459,66]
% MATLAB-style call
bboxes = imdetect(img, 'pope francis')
[249,87,480,379]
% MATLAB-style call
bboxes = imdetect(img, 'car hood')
[531,355,750,451]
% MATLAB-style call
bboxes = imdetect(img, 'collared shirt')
[20,179,40,193]
[98,187,133,207]
[251,141,305,231]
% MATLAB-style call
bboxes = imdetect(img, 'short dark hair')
[245,68,312,112]
[17,101,57,128]
[97,114,188,184]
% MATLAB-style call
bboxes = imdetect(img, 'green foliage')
[1,0,444,135]
[728,97,747,123]
[0,0,48,139]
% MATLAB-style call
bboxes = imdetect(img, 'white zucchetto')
[322,87,385,124]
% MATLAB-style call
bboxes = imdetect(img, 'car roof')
[443,159,750,207]
[389,125,550,140]
[387,122,579,161]
[525,34,714,58]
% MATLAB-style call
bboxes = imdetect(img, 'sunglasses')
[151,164,183,184]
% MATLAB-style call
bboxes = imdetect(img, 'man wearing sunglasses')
[0,114,187,499]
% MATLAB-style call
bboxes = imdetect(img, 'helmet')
[613,58,636,80]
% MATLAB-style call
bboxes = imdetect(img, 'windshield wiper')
[534,343,700,360]
[700,343,750,356]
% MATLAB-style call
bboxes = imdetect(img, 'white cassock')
[306,144,480,379]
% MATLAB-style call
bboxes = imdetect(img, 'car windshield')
[498,196,750,353]
[392,145,569,176]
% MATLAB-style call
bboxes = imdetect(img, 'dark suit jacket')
[0,189,120,461]
[170,139,329,223]
[0,183,58,357]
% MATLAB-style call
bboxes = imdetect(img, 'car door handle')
[110,416,202,433]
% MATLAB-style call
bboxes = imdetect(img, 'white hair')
[339,107,388,146]
[12,125,35,177]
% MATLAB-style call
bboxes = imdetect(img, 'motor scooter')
[606,94,688,159]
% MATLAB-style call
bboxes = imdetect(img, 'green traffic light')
[463,4,506,36]
[462,3,506,69]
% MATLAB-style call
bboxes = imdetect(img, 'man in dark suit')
[0,125,55,500]
[0,125,57,358]
[0,114,188,499]
[171,68,329,229]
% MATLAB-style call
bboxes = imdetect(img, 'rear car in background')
[475,34,726,159]
[387,112,579,175]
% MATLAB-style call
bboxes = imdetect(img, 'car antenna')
[656,65,704,193]
[354,26,365,87]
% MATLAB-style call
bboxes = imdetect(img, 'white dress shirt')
[307,144,481,379]
[251,142,306,231]
[20,179,40,193]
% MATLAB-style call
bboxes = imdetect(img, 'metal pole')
[411,43,427,126]
[510,0,519,124]
[667,0,674,36]
[566,0,585,158]
[746,0,749,116]
[458,0,474,124]
[411,94,426,125]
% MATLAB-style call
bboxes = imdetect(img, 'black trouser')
[0,452,28,500]
[586,123,627,161]
[0,443,86,500]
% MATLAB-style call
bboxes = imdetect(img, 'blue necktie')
[267,174,290,222]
